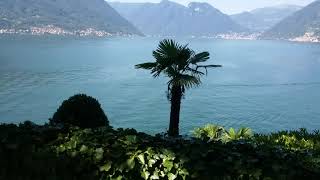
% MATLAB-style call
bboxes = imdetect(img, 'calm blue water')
[0,36,320,134]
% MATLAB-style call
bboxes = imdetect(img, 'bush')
[192,124,224,141]
[50,94,109,128]
[1,124,320,179]
[0,124,94,180]
[51,127,320,179]
[254,128,320,151]
[19,120,38,129]
[192,124,253,142]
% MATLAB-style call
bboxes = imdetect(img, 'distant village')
[0,25,113,37]
[0,25,319,43]
[289,32,320,43]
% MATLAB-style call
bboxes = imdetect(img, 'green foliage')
[192,124,253,142]
[254,128,320,151]
[192,124,224,142]
[50,94,109,128]
[52,127,188,180]
[224,127,253,141]
[0,123,91,180]
[1,123,320,179]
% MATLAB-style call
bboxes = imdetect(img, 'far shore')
[1,28,319,43]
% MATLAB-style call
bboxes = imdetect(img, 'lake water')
[0,36,320,134]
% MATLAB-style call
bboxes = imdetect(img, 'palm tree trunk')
[168,85,182,137]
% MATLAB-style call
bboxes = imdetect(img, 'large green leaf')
[100,161,112,172]
[163,159,174,171]
[167,173,177,180]
[126,157,135,170]
[137,154,145,165]
[141,170,150,180]
[95,148,104,161]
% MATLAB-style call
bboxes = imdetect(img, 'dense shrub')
[40,127,320,179]
[192,124,253,142]
[254,128,320,151]
[50,94,109,128]
[0,123,96,180]
[1,123,320,179]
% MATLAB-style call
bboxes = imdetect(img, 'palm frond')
[196,64,222,74]
[135,62,157,70]
[168,74,201,89]
[192,124,225,142]
[197,65,222,68]
[154,39,182,60]
[186,67,205,76]
[238,127,253,138]
[177,47,193,70]
[189,52,210,64]
[135,39,221,90]
[164,66,180,78]
[152,40,183,71]
[224,127,253,141]
[149,64,165,78]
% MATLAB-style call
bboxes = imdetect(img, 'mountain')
[110,0,246,37]
[261,0,320,41]
[109,2,145,19]
[0,0,142,36]
[231,5,301,32]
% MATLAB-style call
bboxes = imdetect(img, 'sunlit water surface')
[0,36,320,134]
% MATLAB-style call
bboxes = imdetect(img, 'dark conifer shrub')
[50,94,109,128]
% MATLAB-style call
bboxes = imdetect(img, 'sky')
[108,0,316,14]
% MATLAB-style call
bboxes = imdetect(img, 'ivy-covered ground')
[1,122,320,180]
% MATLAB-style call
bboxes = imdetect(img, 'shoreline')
[0,26,138,38]
[1,29,319,44]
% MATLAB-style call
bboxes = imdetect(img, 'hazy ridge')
[231,5,301,32]
[0,0,142,36]
[261,0,320,42]
[0,0,319,42]
[110,0,246,37]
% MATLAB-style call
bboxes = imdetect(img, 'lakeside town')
[0,25,319,43]
[289,32,320,43]
[0,25,113,37]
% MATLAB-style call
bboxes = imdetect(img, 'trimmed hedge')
[50,94,109,128]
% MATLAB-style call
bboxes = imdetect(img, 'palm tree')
[135,39,221,137]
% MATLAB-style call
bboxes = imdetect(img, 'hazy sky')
[108,0,316,14]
